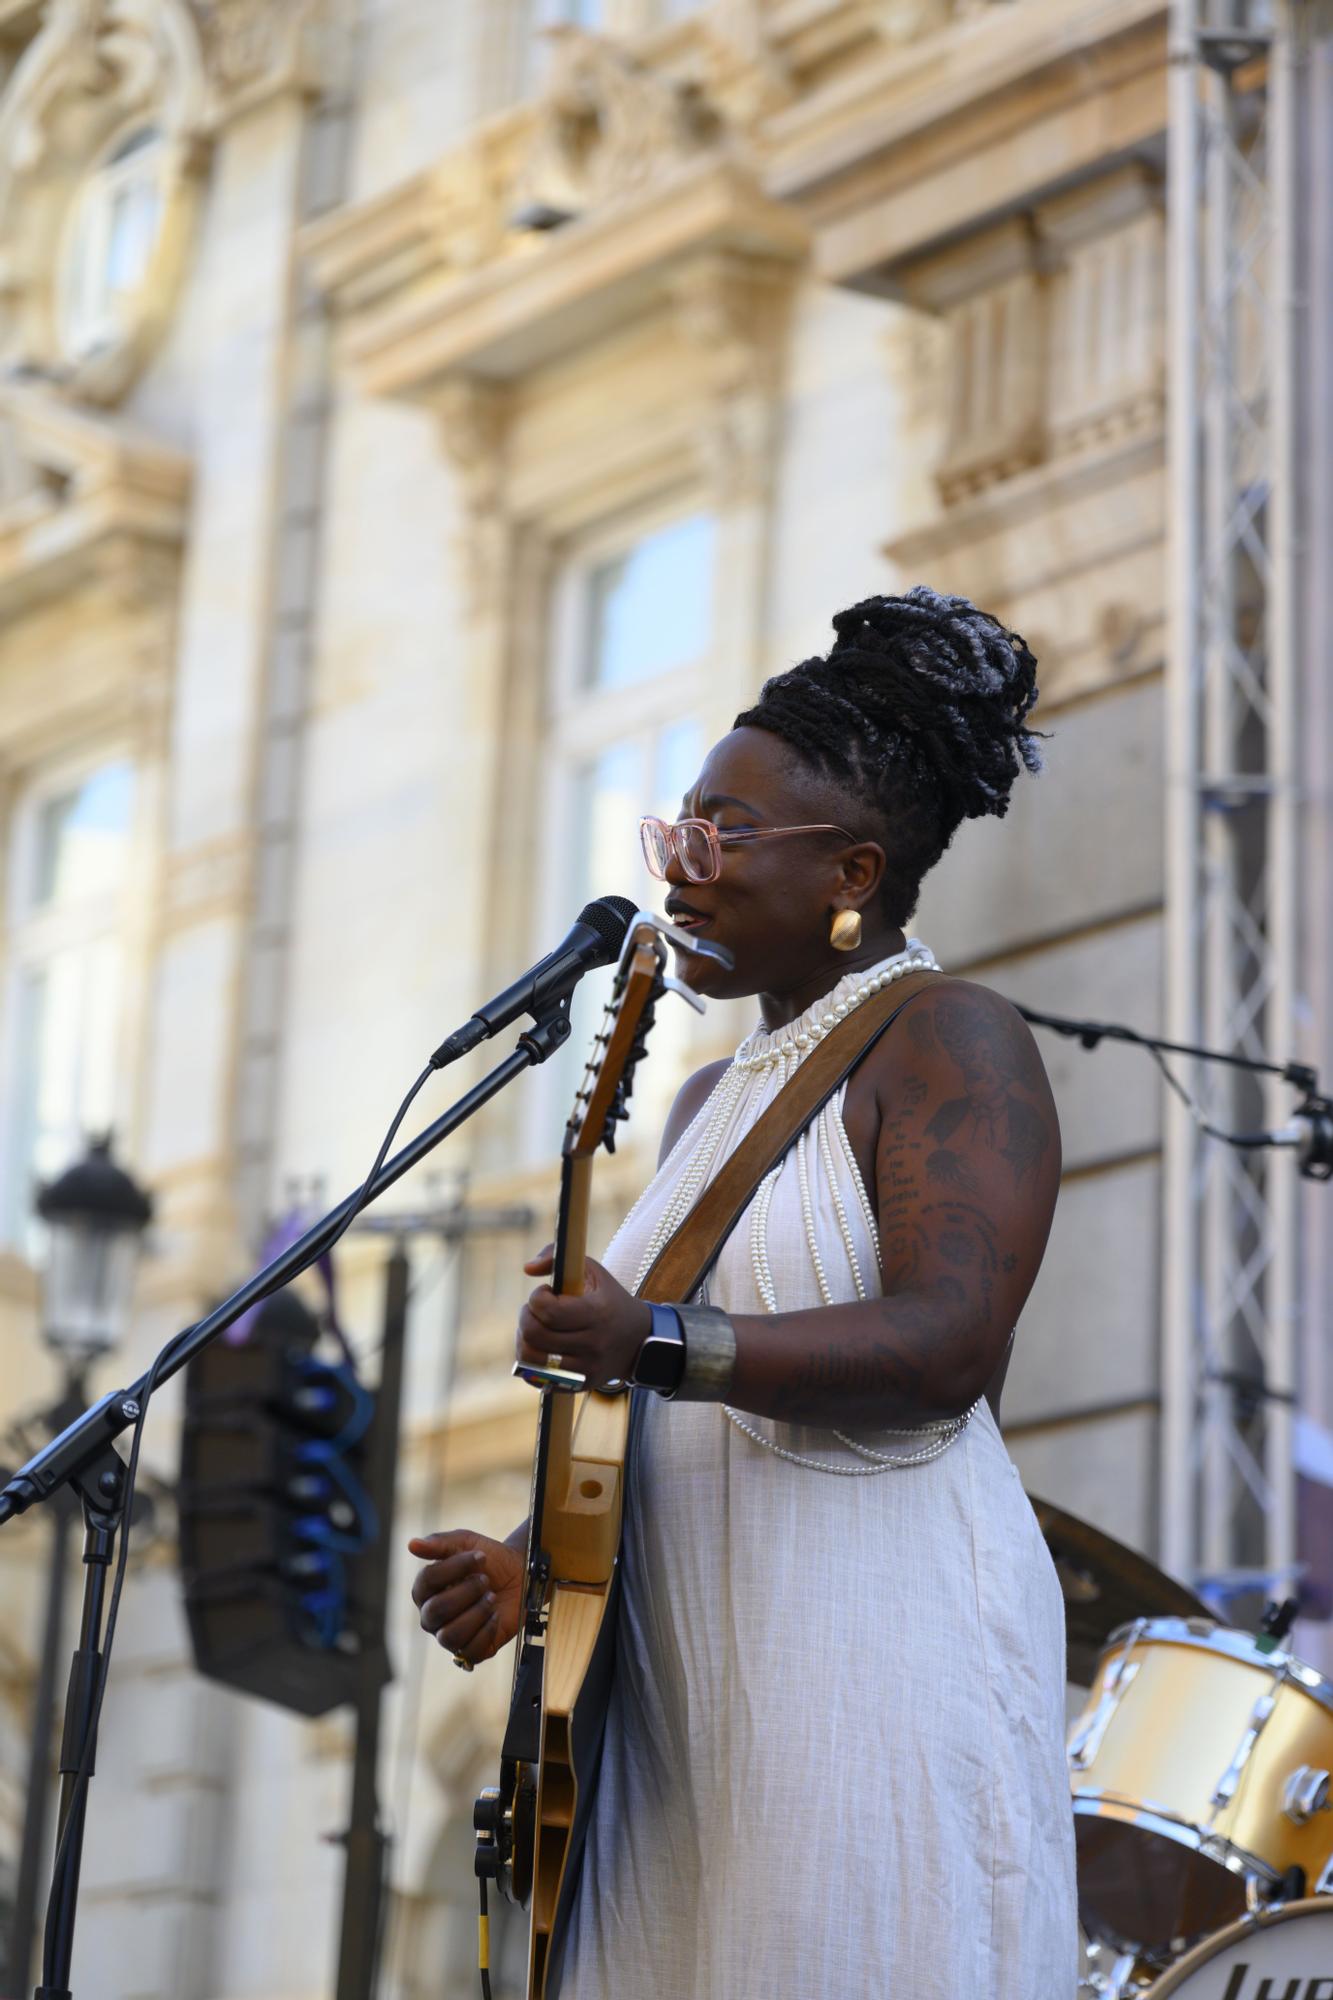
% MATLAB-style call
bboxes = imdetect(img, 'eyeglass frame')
[639,813,859,886]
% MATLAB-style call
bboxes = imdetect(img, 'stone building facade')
[0,1,1328,1996]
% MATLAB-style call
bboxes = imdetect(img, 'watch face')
[635,1334,685,1393]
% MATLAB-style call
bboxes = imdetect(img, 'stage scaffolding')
[1162,0,1314,1585]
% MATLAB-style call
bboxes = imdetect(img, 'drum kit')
[1037,1497,1333,1998]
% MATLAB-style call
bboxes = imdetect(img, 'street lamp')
[35,1133,154,1372]
[5,1134,153,1999]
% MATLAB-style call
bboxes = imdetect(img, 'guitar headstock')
[563,925,665,1161]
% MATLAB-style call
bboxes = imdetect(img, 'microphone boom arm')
[0,1005,575,1529]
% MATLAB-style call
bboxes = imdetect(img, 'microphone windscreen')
[578,895,638,956]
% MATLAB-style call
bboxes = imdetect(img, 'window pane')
[573,740,641,904]
[548,742,643,1151]
[583,515,715,690]
[3,969,45,1241]
[654,717,705,819]
[60,130,162,356]
[32,761,134,908]
[105,175,160,293]
[2,942,122,1244]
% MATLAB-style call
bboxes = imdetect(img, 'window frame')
[0,743,145,1249]
[56,122,167,365]
[526,495,719,1161]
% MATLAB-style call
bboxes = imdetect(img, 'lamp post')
[5,1136,152,2000]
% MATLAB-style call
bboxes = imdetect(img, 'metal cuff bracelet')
[673,1304,737,1402]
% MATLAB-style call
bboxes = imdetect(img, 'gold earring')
[830,909,862,952]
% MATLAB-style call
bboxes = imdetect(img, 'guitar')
[473,909,728,1999]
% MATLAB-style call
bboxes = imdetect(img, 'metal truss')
[1163,0,1310,1586]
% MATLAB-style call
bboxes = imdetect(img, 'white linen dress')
[556,945,1078,1999]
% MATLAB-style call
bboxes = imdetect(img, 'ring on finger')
[452,1653,474,1673]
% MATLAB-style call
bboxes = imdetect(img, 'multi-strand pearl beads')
[628,940,980,1475]
[731,946,938,1075]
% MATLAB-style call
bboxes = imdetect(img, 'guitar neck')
[528,1151,595,1557]
[552,1152,593,1298]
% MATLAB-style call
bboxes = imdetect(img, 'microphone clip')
[515,993,574,1065]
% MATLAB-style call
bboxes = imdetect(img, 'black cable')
[1017,1005,1312,1152]
[1142,1041,1286,1148]
[38,1060,439,1989]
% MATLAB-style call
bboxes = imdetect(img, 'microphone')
[430,895,638,1068]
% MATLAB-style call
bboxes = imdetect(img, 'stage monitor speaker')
[178,1289,389,1717]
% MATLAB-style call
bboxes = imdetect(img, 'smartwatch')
[629,1304,687,1398]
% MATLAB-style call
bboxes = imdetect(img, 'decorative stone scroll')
[0,0,209,405]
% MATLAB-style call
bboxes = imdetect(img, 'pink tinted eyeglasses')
[639,814,856,886]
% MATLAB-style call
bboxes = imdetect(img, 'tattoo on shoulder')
[923,991,1052,1188]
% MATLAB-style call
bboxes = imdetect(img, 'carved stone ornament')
[510,29,734,228]
[0,0,210,406]
[187,0,331,115]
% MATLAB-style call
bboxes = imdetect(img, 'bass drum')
[1145,1897,1333,1994]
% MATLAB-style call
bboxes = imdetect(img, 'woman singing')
[410,586,1078,1998]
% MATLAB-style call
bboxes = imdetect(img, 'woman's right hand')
[407,1528,525,1667]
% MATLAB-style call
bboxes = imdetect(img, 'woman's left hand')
[517,1246,652,1389]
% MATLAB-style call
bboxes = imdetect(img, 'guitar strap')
[636,967,941,1307]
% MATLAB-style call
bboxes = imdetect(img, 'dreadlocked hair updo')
[733,585,1043,928]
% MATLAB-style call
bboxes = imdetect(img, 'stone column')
[672,251,798,731]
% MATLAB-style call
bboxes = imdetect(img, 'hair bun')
[733,581,1044,925]
[827,585,1042,822]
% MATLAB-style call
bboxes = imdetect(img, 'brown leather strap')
[638,968,940,1306]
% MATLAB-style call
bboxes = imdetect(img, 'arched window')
[57,127,165,362]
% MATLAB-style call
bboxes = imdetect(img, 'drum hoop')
[1145,1897,1333,1995]
[1072,1794,1278,1888]
[1104,1617,1333,1715]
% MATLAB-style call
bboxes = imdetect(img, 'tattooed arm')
[725,980,1061,1429]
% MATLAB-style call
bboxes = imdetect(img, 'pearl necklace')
[628,941,979,1476]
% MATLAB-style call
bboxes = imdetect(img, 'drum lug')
[1211,1688,1279,1807]
[1069,1621,1148,1771]
[1081,1948,1150,1997]
[1316,1850,1333,1895]
[1281,1763,1332,1823]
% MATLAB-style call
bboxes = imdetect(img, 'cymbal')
[1026,1492,1213,1686]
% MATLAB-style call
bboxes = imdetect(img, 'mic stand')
[1016,1004,1333,1180]
[2,998,574,2000]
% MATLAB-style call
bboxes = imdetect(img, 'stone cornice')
[0,386,190,619]
[762,0,1169,282]
[307,153,807,403]
[765,0,1165,197]
[885,426,1164,583]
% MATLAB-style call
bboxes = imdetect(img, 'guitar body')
[524,1388,630,1994]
